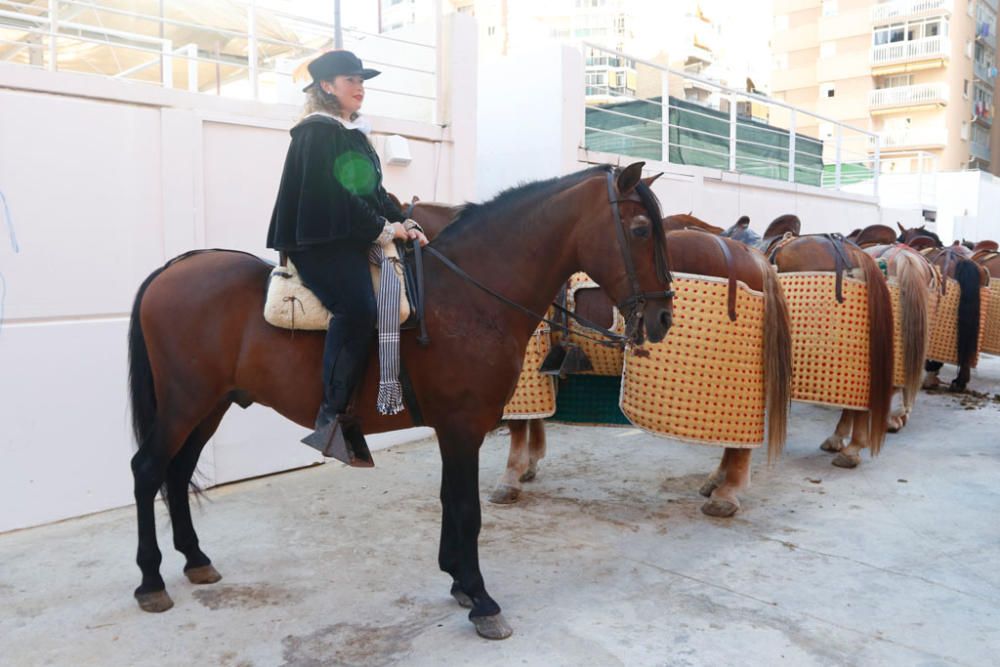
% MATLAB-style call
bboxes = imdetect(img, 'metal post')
[661,70,670,163]
[873,135,880,199]
[48,0,57,71]
[729,92,737,172]
[161,40,173,88]
[334,0,343,48]
[187,43,198,93]
[834,124,843,189]
[788,109,797,183]
[248,0,259,99]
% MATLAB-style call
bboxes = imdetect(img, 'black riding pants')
[288,241,377,415]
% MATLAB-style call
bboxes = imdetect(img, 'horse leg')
[888,389,908,433]
[832,410,868,469]
[923,360,943,389]
[701,448,751,518]
[950,363,971,392]
[820,410,853,453]
[523,418,547,482]
[488,420,529,505]
[132,395,215,613]
[698,450,728,498]
[437,427,511,639]
[167,402,230,585]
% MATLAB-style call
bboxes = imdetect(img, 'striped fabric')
[369,243,405,415]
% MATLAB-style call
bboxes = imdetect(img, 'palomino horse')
[770,235,895,468]
[127,163,674,639]
[839,243,933,437]
[490,225,794,518]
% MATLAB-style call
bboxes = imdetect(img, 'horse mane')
[436,166,610,244]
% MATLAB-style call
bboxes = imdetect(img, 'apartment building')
[772,0,1000,174]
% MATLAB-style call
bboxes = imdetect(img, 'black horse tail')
[955,259,982,370]
[128,266,168,452]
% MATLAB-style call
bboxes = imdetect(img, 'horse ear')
[411,195,420,203]
[616,162,646,195]
[737,215,750,227]
[641,172,663,187]
[897,222,907,233]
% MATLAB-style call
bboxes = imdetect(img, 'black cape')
[266,114,404,251]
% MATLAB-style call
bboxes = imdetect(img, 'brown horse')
[771,236,894,468]
[921,246,988,390]
[490,228,793,517]
[661,212,725,234]
[126,163,674,640]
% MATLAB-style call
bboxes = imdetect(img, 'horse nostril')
[659,310,672,329]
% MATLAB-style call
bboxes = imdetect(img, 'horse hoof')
[948,382,967,393]
[487,484,521,505]
[922,376,940,390]
[698,479,719,498]
[820,437,844,453]
[472,613,513,640]
[832,452,861,469]
[450,582,474,609]
[135,589,174,613]
[519,464,537,483]
[701,498,739,518]
[184,564,222,585]
[887,418,902,434]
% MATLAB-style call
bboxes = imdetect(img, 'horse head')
[574,162,674,345]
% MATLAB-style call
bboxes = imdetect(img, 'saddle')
[263,241,419,331]
[850,224,898,248]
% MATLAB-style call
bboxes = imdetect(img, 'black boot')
[301,413,373,467]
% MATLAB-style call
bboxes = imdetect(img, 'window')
[962,121,970,140]
[821,41,837,58]
[969,1,976,18]
[968,39,974,58]
[821,82,836,98]
[487,26,495,36]
[822,0,838,17]
[878,74,912,89]
[965,79,971,98]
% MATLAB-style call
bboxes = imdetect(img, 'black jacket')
[266,114,405,251]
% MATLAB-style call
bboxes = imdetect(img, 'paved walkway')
[3,360,1000,666]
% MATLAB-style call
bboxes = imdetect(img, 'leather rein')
[416,169,674,348]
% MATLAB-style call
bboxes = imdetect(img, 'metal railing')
[580,42,881,197]
[872,0,950,24]
[0,0,439,123]
[870,82,949,109]
[872,36,950,66]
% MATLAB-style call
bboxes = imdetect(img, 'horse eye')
[631,224,651,239]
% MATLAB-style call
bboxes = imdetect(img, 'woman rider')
[266,50,429,465]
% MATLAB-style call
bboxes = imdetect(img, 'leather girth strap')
[711,235,738,321]
[824,233,853,304]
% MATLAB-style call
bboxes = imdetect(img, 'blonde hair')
[300,83,360,122]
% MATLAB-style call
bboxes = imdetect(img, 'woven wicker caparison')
[552,272,626,376]
[502,322,557,419]
[619,273,767,448]
[778,271,870,411]
[981,279,1000,356]
[926,277,986,367]
[886,280,906,388]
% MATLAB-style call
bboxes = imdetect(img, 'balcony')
[872,37,950,68]
[872,127,949,149]
[872,0,950,24]
[869,82,949,111]
[974,59,996,84]
[971,141,991,162]
[977,21,997,49]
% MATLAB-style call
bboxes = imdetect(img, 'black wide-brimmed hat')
[302,50,381,92]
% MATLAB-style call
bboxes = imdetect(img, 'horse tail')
[760,255,792,463]
[895,252,929,413]
[954,259,982,370]
[861,252,893,456]
[128,266,167,453]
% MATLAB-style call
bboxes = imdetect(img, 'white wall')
[0,16,476,533]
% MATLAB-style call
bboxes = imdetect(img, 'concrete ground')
[3,362,1000,667]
